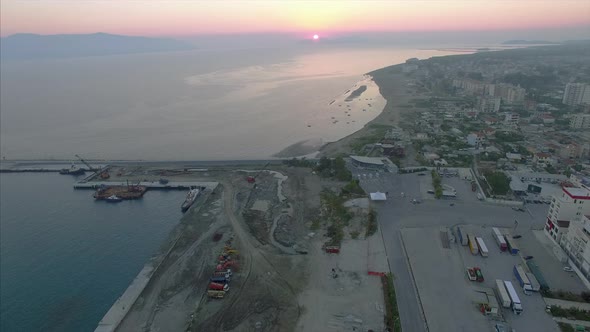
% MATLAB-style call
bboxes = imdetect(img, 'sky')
[1,0,590,38]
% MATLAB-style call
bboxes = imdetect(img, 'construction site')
[86,162,390,332]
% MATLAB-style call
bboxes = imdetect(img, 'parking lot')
[346,165,589,332]
[402,226,559,332]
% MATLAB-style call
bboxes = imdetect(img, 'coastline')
[319,63,411,157]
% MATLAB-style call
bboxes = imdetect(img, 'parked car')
[524,256,534,260]
[418,173,426,176]
[512,235,522,239]
[564,266,574,272]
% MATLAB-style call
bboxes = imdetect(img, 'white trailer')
[476,237,489,257]
[495,279,511,308]
[504,281,523,315]
[526,272,541,292]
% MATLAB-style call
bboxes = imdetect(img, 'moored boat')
[105,195,123,203]
[181,188,200,212]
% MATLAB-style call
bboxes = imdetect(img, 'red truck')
[209,282,229,292]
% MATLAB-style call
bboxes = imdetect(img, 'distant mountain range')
[0,33,195,60]
[502,39,560,45]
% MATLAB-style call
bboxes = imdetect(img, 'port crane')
[75,154,109,179]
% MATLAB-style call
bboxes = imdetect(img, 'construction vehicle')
[474,267,484,282]
[246,162,270,183]
[207,290,225,299]
[208,282,229,291]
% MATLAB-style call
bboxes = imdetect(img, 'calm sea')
[0,46,464,160]
[0,172,186,331]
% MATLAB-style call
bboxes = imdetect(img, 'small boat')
[181,188,200,212]
[105,195,123,203]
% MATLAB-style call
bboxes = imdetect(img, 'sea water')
[0,172,186,331]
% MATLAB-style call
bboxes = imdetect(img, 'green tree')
[485,171,511,195]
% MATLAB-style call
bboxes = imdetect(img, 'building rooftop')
[350,156,385,166]
[563,186,590,199]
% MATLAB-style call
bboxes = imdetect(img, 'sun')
[313,34,319,40]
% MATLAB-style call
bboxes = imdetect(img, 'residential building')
[560,215,590,280]
[545,184,590,242]
[563,83,590,106]
[534,152,555,166]
[540,114,555,124]
[478,96,501,113]
[560,144,582,160]
[495,83,526,104]
[504,112,520,125]
[466,132,484,147]
[570,114,590,129]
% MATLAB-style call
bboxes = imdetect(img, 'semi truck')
[526,272,541,292]
[505,236,520,255]
[492,227,507,251]
[495,279,512,308]
[209,282,229,292]
[457,226,468,246]
[526,260,549,291]
[513,265,533,294]
[468,234,479,255]
[476,237,489,257]
[210,276,230,284]
[503,280,523,315]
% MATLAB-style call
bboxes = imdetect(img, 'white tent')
[370,192,387,201]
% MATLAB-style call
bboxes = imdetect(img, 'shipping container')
[476,237,489,257]
[503,281,523,315]
[207,290,225,298]
[505,236,520,255]
[526,272,541,292]
[468,234,479,255]
[495,279,512,308]
[457,227,468,246]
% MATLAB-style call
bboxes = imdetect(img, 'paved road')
[350,166,550,332]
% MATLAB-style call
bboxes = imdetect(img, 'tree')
[485,171,511,195]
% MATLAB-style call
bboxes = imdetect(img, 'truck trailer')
[457,226,468,246]
[526,272,541,292]
[513,265,533,294]
[476,237,489,257]
[468,234,479,255]
[207,290,225,298]
[505,236,519,255]
[526,260,549,291]
[495,279,511,308]
[503,280,523,315]
[492,227,507,251]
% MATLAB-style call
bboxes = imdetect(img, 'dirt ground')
[101,164,387,332]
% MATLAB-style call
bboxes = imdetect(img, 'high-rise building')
[570,114,590,129]
[545,184,590,243]
[563,83,590,106]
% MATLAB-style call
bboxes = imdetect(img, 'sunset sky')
[1,0,589,37]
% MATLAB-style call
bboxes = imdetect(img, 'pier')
[74,181,219,190]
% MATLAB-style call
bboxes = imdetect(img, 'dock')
[74,181,219,190]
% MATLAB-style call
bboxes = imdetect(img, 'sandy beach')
[276,75,387,158]
[320,67,413,156]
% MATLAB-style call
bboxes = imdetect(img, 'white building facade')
[563,83,590,106]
